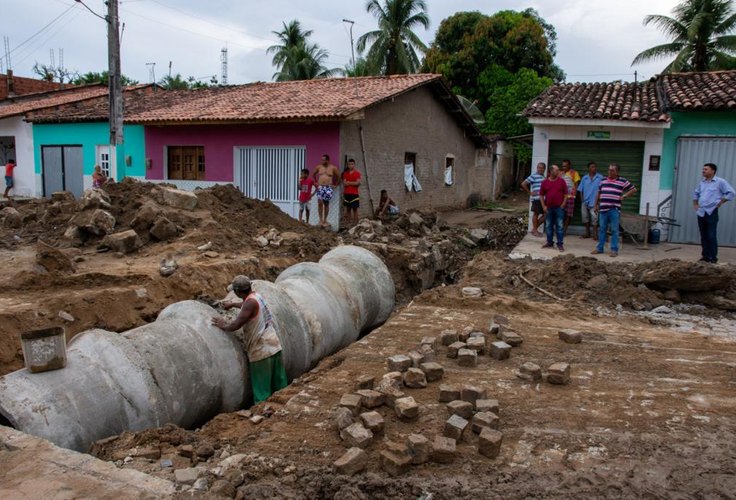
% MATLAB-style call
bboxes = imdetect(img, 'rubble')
[430,436,457,464]
[387,355,412,372]
[334,447,367,476]
[355,389,385,409]
[339,394,362,416]
[457,348,478,367]
[471,412,500,434]
[547,362,571,385]
[438,385,461,403]
[354,375,375,390]
[446,400,473,419]
[516,362,542,382]
[380,449,412,476]
[444,414,469,441]
[558,329,583,344]
[359,411,384,435]
[490,341,512,360]
[419,362,444,382]
[475,399,500,416]
[394,397,420,420]
[447,341,466,358]
[403,367,428,388]
[339,422,373,449]
[101,230,142,254]
[408,433,430,464]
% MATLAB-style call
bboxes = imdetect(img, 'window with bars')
[167,146,205,180]
[97,147,111,178]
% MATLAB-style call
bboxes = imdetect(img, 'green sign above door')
[587,131,611,139]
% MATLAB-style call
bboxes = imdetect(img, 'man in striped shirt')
[521,162,546,237]
[591,164,636,257]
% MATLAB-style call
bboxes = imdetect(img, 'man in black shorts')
[341,159,361,227]
[521,162,546,237]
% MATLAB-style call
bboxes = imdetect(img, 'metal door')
[42,145,84,198]
[669,137,736,246]
[63,146,84,197]
[234,146,305,218]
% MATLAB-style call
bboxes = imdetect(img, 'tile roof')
[660,71,736,111]
[0,85,108,120]
[0,73,71,100]
[523,80,669,122]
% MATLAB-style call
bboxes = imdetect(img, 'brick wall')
[339,86,492,219]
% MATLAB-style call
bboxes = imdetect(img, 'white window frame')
[96,145,115,180]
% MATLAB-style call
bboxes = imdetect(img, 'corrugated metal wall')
[669,137,736,246]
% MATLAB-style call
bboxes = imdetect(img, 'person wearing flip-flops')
[591,164,636,258]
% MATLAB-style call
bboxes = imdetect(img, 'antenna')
[146,62,156,84]
[342,19,355,69]
[168,60,172,78]
[50,48,55,68]
[220,47,228,85]
[59,48,64,71]
[4,36,12,70]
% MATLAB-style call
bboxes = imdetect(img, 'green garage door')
[548,141,643,224]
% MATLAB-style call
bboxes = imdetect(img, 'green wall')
[661,111,736,189]
[32,123,146,180]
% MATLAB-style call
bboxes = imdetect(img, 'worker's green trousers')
[250,351,288,403]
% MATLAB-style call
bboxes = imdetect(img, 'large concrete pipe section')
[0,245,394,451]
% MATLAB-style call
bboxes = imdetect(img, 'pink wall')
[144,122,340,181]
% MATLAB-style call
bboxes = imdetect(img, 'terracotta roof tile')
[523,80,668,122]
[0,85,108,119]
[660,71,736,111]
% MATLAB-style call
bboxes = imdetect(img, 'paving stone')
[394,397,420,420]
[446,400,474,419]
[339,393,363,416]
[419,344,436,362]
[446,341,466,359]
[380,450,412,476]
[493,314,510,326]
[558,329,582,344]
[376,383,406,408]
[178,445,194,458]
[174,467,199,485]
[340,422,374,449]
[466,336,486,354]
[419,362,444,382]
[444,414,469,441]
[407,350,425,368]
[402,367,428,388]
[334,447,367,476]
[547,362,571,385]
[488,322,501,335]
[359,411,385,436]
[334,407,354,431]
[471,411,500,434]
[475,399,499,416]
[354,375,375,390]
[499,330,524,347]
[439,329,459,346]
[387,355,412,372]
[355,389,385,409]
[478,428,503,458]
[461,385,487,407]
[420,336,437,349]
[385,440,410,457]
[516,362,542,382]
[383,371,404,384]
[438,384,461,403]
[430,436,457,464]
[407,433,430,464]
[457,348,478,367]
[459,326,474,342]
[490,341,512,360]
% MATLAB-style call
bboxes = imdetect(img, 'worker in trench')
[211,275,288,403]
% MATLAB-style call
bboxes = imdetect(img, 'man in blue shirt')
[577,161,604,240]
[693,163,735,264]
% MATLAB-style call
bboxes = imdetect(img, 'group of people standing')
[522,159,637,256]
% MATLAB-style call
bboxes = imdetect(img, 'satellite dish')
[457,95,485,125]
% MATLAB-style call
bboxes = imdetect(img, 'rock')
[466,336,486,354]
[359,411,384,435]
[488,322,501,335]
[469,228,490,244]
[334,447,368,476]
[471,411,500,434]
[408,433,430,464]
[58,311,75,322]
[439,329,459,346]
[334,407,354,431]
[438,384,460,403]
[71,208,116,236]
[402,367,427,388]
[192,478,209,491]
[407,350,425,368]
[197,241,213,251]
[493,314,510,326]
[475,399,499,416]
[178,445,194,458]
[586,274,608,289]
[663,289,681,302]
[340,422,374,449]
[380,450,412,476]
[446,400,473,419]
[195,443,215,458]
[375,378,405,408]
[547,362,571,385]
[36,241,75,273]
[461,286,483,298]
[447,341,466,359]
[130,203,158,232]
[459,326,474,342]
[255,236,269,247]
[149,217,178,241]
[461,385,486,406]
[490,341,512,360]
[354,375,375,391]
[210,479,236,498]
[159,257,178,277]
[499,330,523,347]
[651,305,674,314]
[355,389,385,409]
[101,230,142,254]
[64,226,81,240]
[174,467,199,485]
[249,415,264,425]
[558,329,582,344]
[431,436,456,464]
[408,212,424,226]
[444,414,469,441]
[387,355,412,372]
[420,336,437,349]
[459,236,477,248]
[132,446,161,459]
[51,191,75,203]
[1,206,21,228]
[382,371,404,384]
[339,394,363,416]
[419,343,436,361]
[419,362,444,382]
[478,428,503,458]
[161,187,198,210]
[516,362,542,382]
[79,189,111,210]
[394,396,420,420]
[457,348,478,367]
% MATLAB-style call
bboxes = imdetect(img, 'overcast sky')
[2,0,682,85]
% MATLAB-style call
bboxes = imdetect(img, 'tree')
[356,0,430,75]
[158,73,189,90]
[32,62,75,83]
[343,57,378,77]
[71,71,139,86]
[268,20,337,81]
[632,0,736,72]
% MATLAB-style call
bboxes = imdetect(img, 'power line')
[0,4,76,66]
[11,8,83,69]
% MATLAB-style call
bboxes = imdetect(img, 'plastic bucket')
[648,228,661,244]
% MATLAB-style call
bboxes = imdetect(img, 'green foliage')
[268,20,338,81]
[632,0,736,72]
[158,73,189,90]
[343,57,378,77]
[356,0,430,75]
[70,71,139,86]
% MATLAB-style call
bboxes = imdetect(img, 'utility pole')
[342,19,355,69]
[108,0,123,149]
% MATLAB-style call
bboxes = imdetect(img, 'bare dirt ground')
[2,182,736,499]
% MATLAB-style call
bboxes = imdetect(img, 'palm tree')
[632,0,736,72]
[356,0,430,75]
[159,73,189,90]
[268,20,337,81]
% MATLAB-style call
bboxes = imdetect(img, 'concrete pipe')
[0,245,394,451]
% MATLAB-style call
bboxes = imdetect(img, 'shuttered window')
[168,146,205,180]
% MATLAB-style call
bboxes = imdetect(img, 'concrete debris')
[178,445,194,458]
[471,411,500,434]
[438,384,461,403]
[420,336,437,349]
[250,415,265,425]
[381,371,404,385]
[488,322,500,335]
[195,443,215,458]
[430,436,456,464]
[340,422,374,449]
[101,229,142,254]
[334,447,368,476]
[444,414,469,441]
[339,394,363,416]
[359,411,385,436]
[558,329,583,344]
[459,326,474,342]
[36,241,76,273]
[149,217,178,242]
[446,400,474,419]
[547,362,571,385]
[490,341,512,360]
[79,189,111,210]
[394,396,420,420]
[419,362,444,382]
[71,208,116,237]
[1,206,21,228]
[408,433,430,465]
[161,187,198,211]
[516,362,542,382]
[403,367,428,388]
[387,354,412,372]
[457,348,478,367]
[468,228,490,244]
[461,286,483,298]
[197,241,213,251]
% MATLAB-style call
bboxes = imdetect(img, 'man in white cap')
[212,275,287,403]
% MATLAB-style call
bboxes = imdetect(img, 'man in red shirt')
[4,159,17,199]
[341,159,361,227]
[539,164,568,252]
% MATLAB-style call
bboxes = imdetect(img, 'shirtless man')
[312,154,340,228]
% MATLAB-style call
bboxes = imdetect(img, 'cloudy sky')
[2,0,682,85]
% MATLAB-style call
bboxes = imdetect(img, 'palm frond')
[712,34,736,51]
[642,14,688,39]
[632,42,685,66]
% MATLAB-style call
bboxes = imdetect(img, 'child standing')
[298,168,315,223]
[4,159,16,199]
